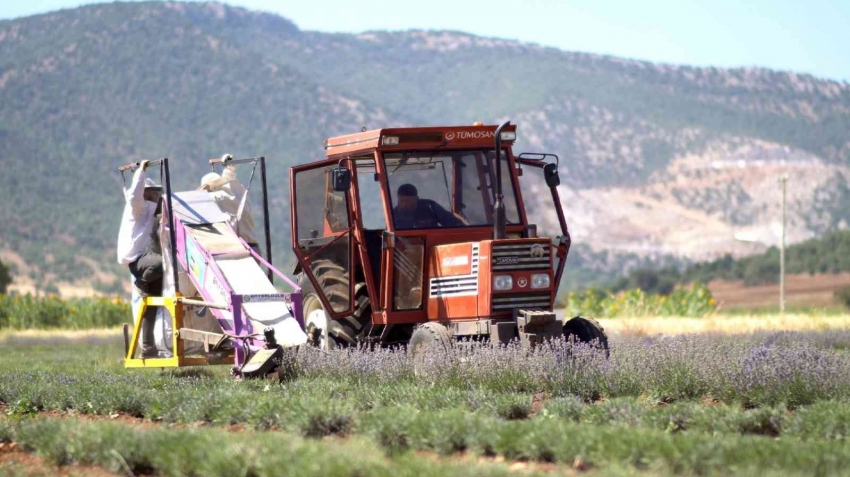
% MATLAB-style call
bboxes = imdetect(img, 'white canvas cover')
[172,190,230,225]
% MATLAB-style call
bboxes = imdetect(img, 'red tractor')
[290,121,607,356]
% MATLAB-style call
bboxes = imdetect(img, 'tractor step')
[515,309,562,345]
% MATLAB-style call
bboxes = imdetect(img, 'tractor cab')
[291,122,606,351]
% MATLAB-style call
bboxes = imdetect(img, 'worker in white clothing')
[116,159,163,358]
[198,154,259,252]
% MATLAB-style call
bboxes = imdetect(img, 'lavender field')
[2,328,850,476]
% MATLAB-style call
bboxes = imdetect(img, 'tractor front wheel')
[409,322,453,375]
[563,316,609,357]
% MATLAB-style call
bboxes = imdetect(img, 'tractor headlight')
[493,275,513,291]
[531,273,550,289]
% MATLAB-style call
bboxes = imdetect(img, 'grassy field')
[601,313,850,335]
[3,311,849,345]
[2,321,850,476]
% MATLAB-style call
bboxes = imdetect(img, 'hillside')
[1,1,849,294]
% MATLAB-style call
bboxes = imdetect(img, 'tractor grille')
[491,242,551,271]
[492,292,552,311]
[429,244,480,298]
[430,276,477,296]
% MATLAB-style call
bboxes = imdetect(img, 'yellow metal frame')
[124,294,207,368]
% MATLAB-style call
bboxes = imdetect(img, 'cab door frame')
[290,158,357,319]
[348,153,389,319]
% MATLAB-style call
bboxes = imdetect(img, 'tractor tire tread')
[563,315,609,357]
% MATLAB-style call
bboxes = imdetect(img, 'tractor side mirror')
[332,167,351,192]
[543,162,560,188]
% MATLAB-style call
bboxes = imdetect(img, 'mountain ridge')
[1,1,849,295]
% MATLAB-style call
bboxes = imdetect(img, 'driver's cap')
[397,184,418,197]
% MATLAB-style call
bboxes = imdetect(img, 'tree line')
[605,230,850,295]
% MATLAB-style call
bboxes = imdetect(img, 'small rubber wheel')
[409,322,453,375]
[563,316,609,357]
[269,347,301,383]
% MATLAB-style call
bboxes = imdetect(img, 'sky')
[2,0,849,82]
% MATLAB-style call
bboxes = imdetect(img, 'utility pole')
[780,174,788,314]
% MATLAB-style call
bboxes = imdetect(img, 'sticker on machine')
[185,236,206,284]
[442,256,469,267]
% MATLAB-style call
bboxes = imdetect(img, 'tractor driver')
[393,184,464,229]
[117,159,163,358]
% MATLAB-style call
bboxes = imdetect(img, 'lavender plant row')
[4,333,850,474]
[293,330,850,407]
[3,408,850,476]
[3,331,850,415]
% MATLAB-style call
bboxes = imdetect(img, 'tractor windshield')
[384,150,521,230]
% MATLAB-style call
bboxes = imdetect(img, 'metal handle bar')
[209,156,262,166]
[117,158,166,172]
[177,297,230,310]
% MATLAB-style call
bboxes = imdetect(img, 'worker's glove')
[140,159,150,171]
[221,153,233,163]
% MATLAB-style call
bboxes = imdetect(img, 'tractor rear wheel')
[563,316,609,357]
[409,322,453,375]
[329,290,372,348]
[297,272,371,350]
[306,260,350,312]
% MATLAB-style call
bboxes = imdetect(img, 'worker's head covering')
[200,172,223,189]
[398,184,418,197]
[144,177,162,190]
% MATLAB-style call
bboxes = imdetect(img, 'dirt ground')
[0,442,117,477]
[709,273,850,309]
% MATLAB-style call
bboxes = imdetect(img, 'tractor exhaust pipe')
[493,120,510,240]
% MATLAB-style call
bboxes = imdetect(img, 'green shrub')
[786,400,850,440]
[302,410,354,438]
[564,283,717,317]
[489,394,531,421]
[0,294,128,329]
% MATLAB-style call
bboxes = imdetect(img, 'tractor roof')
[324,124,517,157]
